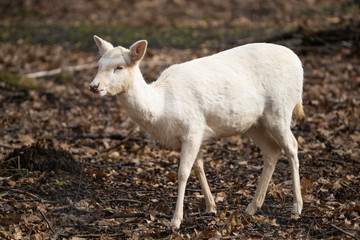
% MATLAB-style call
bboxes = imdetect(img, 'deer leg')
[193,152,216,214]
[245,125,282,215]
[170,133,202,228]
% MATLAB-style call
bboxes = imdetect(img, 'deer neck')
[117,67,163,127]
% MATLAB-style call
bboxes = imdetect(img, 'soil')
[0,1,359,239]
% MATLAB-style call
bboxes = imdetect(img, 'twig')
[318,157,347,166]
[240,212,263,238]
[104,198,143,204]
[312,229,339,238]
[101,127,137,153]
[330,224,357,238]
[24,225,34,240]
[23,63,98,79]
[50,227,63,240]
[155,214,172,219]
[221,235,245,239]
[16,198,59,204]
[59,233,125,238]
[55,132,126,140]
[339,181,359,195]
[240,212,252,227]
[0,144,16,149]
[40,211,55,234]
[0,187,58,204]
[106,212,148,219]
[0,186,40,199]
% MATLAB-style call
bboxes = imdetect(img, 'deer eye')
[114,66,124,72]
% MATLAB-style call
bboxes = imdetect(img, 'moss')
[54,71,73,85]
[0,23,254,50]
[0,72,37,90]
[18,77,38,89]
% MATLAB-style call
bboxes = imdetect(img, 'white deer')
[89,36,304,228]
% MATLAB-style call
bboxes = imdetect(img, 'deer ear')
[94,35,114,56]
[130,40,147,62]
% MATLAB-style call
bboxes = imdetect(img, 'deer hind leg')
[245,124,282,215]
[271,129,303,215]
[193,152,216,214]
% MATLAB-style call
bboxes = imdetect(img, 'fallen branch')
[55,133,126,140]
[0,186,40,199]
[0,187,59,204]
[50,227,63,240]
[104,198,143,204]
[106,212,148,219]
[24,225,35,240]
[0,144,17,149]
[23,63,98,79]
[59,233,125,239]
[318,157,347,166]
[240,212,263,238]
[40,211,55,234]
[330,224,357,239]
[16,198,59,204]
[101,127,137,153]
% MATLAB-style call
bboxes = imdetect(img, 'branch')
[104,198,143,204]
[55,133,126,140]
[0,186,40,199]
[50,227,63,240]
[106,212,149,219]
[330,224,357,238]
[101,127,137,153]
[23,63,98,79]
[40,211,55,234]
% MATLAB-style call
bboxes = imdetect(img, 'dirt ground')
[0,1,359,239]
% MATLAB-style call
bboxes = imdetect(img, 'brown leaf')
[215,192,227,203]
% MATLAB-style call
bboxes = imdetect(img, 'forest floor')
[0,1,359,239]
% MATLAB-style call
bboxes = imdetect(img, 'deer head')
[89,36,147,96]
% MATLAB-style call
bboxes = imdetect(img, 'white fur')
[90,36,304,228]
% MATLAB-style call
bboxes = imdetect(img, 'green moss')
[55,179,69,186]
[0,23,254,51]
[54,71,73,85]
[0,72,37,90]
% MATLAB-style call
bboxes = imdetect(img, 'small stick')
[40,211,55,234]
[240,212,252,227]
[330,224,357,238]
[59,233,125,238]
[0,144,16,149]
[50,227,63,240]
[104,198,143,204]
[0,187,40,199]
[24,225,34,240]
[106,212,148,219]
[23,63,98,79]
[317,157,347,166]
[240,212,263,238]
[101,127,137,153]
[17,198,59,204]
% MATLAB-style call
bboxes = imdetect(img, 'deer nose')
[89,83,100,93]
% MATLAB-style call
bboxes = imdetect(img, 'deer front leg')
[193,153,216,214]
[170,134,202,229]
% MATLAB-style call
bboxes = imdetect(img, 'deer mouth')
[89,83,106,95]
[90,88,104,94]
